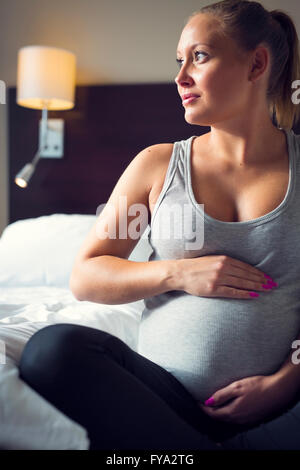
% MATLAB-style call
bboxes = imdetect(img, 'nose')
[174,65,194,87]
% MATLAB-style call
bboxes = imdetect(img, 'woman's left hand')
[198,374,298,426]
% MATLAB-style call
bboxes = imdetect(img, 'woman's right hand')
[175,255,275,299]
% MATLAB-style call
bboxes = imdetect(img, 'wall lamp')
[15,45,76,188]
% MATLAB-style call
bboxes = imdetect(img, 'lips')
[182,93,200,100]
[182,93,200,106]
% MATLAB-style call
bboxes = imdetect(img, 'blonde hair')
[187,0,300,130]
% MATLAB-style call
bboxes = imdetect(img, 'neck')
[206,107,286,168]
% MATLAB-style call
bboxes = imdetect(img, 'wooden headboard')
[8,83,209,224]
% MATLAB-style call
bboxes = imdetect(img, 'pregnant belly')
[138,293,300,402]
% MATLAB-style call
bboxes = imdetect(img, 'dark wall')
[8,83,209,223]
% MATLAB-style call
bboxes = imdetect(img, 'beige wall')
[0,0,297,234]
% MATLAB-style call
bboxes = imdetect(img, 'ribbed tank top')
[137,128,300,402]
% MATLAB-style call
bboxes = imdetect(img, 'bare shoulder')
[140,142,175,172]
[110,142,175,197]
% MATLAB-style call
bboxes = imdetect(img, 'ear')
[249,44,270,83]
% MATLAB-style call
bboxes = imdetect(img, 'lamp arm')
[40,106,48,150]
[31,148,41,166]
[31,106,49,166]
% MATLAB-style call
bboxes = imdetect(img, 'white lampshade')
[17,45,76,110]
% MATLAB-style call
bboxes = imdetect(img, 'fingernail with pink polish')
[262,284,272,290]
[204,397,215,406]
[249,292,259,298]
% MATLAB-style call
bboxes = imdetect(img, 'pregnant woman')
[19,0,300,450]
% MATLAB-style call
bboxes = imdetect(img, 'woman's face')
[175,13,256,127]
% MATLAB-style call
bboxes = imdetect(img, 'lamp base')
[39,118,64,158]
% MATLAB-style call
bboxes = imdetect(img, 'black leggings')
[18,323,300,450]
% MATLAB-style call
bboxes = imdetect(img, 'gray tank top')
[137,128,300,402]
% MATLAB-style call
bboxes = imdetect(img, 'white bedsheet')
[0,286,144,450]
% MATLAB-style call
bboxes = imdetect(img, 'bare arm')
[71,255,181,304]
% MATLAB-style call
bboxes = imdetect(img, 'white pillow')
[0,214,152,288]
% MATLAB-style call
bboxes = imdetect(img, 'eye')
[176,51,208,69]
[195,50,208,61]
